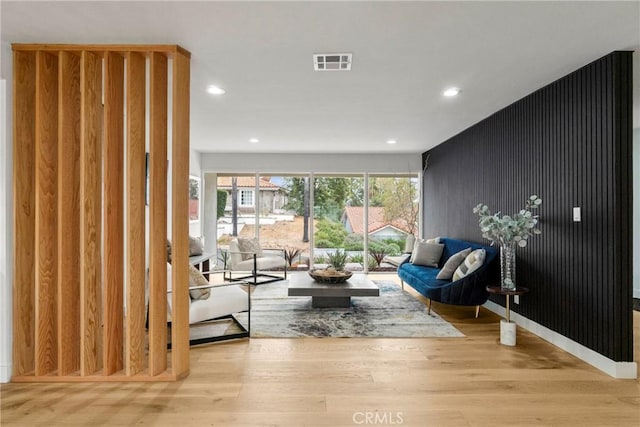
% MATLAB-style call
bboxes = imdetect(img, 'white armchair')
[165,262,251,346]
[224,238,287,284]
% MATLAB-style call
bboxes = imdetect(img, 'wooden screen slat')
[34,51,59,376]
[103,51,125,376]
[148,52,168,376]
[79,50,103,376]
[13,43,191,382]
[171,51,191,378]
[57,51,81,376]
[125,52,146,376]
[12,50,36,377]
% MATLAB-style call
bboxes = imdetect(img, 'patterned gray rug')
[235,280,464,338]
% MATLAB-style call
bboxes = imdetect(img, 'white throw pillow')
[403,235,416,253]
[436,248,472,280]
[409,237,440,263]
[188,264,211,300]
[452,249,486,281]
[410,242,444,268]
[188,235,204,256]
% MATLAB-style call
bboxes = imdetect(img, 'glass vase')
[500,243,516,290]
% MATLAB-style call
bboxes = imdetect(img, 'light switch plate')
[573,207,581,222]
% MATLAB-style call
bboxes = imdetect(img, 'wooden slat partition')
[148,52,168,376]
[125,52,146,376]
[171,51,191,378]
[12,44,191,382]
[57,51,81,376]
[79,51,103,376]
[12,51,36,377]
[103,51,125,376]
[34,51,59,376]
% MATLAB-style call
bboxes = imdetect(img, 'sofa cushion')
[189,285,248,324]
[452,249,486,281]
[409,237,440,263]
[233,255,284,272]
[188,235,204,256]
[384,254,411,267]
[411,242,444,268]
[188,264,211,300]
[403,235,416,253]
[436,247,471,280]
[228,240,244,269]
[237,237,264,260]
[396,262,450,300]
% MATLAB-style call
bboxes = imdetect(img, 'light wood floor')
[2,275,639,426]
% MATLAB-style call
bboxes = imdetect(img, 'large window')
[258,175,310,270]
[213,172,419,272]
[314,175,365,271]
[368,175,419,271]
[189,175,200,221]
[216,174,256,247]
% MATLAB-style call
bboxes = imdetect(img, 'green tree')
[284,177,364,222]
[216,190,227,219]
[367,177,385,207]
[314,219,348,247]
[380,178,419,234]
[283,177,306,215]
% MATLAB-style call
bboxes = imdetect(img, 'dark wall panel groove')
[422,51,633,362]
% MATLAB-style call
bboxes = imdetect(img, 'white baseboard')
[483,300,637,379]
[0,364,11,383]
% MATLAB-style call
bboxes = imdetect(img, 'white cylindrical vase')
[500,320,517,346]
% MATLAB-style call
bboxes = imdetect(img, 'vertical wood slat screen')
[80,50,103,376]
[148,53,168,376]
[12,44,191,382]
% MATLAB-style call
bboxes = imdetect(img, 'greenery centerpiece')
[309,249,353,283]
[473,195,542,290]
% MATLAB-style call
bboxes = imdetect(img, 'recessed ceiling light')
[386,139,397,145]
[443,87,460,97]
[249,138,259,143]
[206,85,225,95]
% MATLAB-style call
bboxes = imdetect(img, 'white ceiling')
[2,1,639,154]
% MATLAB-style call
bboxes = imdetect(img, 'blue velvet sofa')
[397,237,499,317]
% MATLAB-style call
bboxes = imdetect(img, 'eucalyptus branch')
[472,195,543,247]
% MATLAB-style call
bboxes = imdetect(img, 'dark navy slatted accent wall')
[422,51,632,362]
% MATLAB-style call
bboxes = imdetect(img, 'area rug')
[235,280,464,338]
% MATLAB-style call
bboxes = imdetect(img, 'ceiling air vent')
[313,53,352,71]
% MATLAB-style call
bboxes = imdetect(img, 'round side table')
[486,285,530,346]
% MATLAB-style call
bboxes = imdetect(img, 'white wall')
[1,41,14,383]
[200,153,421,174]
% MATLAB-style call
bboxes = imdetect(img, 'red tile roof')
[217,176,281,189]
[343,206,414,235]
